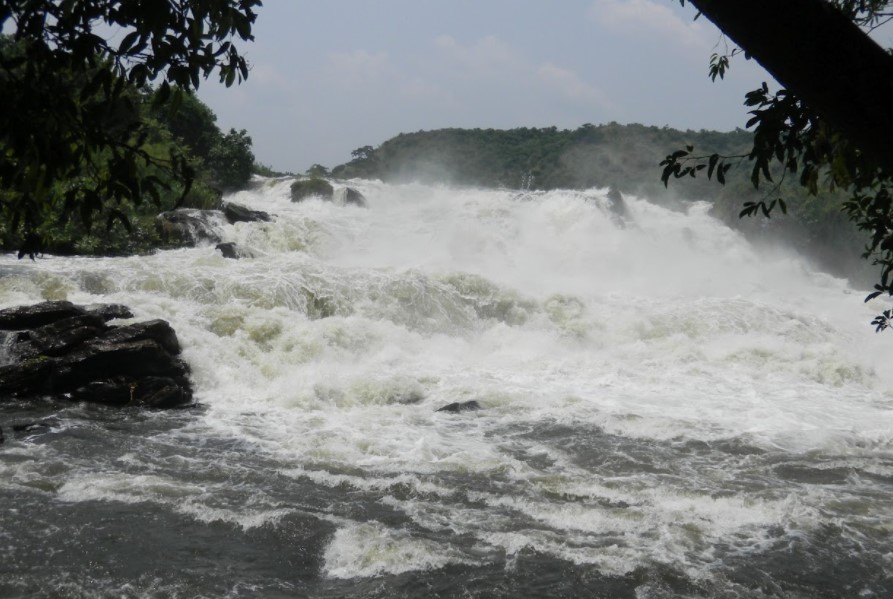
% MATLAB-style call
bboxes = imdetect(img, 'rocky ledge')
[0,301,193,409]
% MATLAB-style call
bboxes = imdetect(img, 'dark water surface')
[2,401,891,598]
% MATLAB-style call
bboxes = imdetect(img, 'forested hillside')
[332,123,752,199]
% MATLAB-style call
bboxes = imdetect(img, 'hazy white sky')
[196,0,776,173]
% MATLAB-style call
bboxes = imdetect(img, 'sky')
[196,0,778,174]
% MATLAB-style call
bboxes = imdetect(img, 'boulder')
[85,303,134,322]
[223,202,271,224]
[339,187,368,207]
[290,178,334,202]
[0,300,85,330]
[0,302,192,409]
[606,185,629,224]
[436,400,482,413]
[155,209,224,246]
[215,242,255,260]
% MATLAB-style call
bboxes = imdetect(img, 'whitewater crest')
[1,177,892,596]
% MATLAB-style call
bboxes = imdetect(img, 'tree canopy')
[660,0,893,330]
[0,0,261,256]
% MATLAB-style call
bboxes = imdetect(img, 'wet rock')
[436,400,482,413]
[290,178,334,202]
[606,185,629,225]
[155,209,224,246]
[215,242,254,260]
[339,187,368,207]
[27,313,109,357]
[216,242,239,259]
[85,303,134,322]
[94,319,182,356]
[71,376,190,409]
[0,302,192,409]
[0,300,85,330]
[223,202,271,224]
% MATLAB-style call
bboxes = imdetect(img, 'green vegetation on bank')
[0,81,256,256]
[332,123,874,287]
[1,0,260,257]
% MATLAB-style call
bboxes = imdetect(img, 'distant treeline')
[332,123,753,199]
[331,123,876,287]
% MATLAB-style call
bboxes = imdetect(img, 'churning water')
[1,179,892,598]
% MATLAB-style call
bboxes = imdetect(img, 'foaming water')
[1,178,892,597]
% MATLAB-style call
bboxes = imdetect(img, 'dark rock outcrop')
[0,302,192,408]
[85,303,134,322]
[223,202,271,224]
[606,186,629,225]
[216,242,240,259]
[339,187,368,207]
[0,300,85,330]
[436,400,482,413]
[155,209,224,246]
[215,242,254,260]
[290,178,334,202]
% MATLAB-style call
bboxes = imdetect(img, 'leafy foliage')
[0,0,261,256]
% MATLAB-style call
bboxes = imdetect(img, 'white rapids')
[1,177,892,589]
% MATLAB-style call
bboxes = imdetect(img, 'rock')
[85,303,134,322]
[606,186,628,224]
[290,178,334,202]
[0,302,192,409]
[71,376,190,408]
[25,313,109,357]
[97,319,182,355]
[338,187,368,207]
[0,300,85,330]
[215,242,255,259]
[436,400,482,413]
[216,242,239,259]
[0,426,4,444]
[155,209,224,246]
[223,202,271,224]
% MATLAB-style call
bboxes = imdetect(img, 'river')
[1,179,891,597]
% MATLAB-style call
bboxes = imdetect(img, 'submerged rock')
[436,400,482,413]
[0,301,192,409]
[0,300,84,330]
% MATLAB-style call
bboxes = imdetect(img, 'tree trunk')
[688,0,893,174]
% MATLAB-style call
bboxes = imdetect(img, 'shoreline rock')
[0,301,192,409]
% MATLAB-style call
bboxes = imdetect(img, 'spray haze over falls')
[1,179,892,597]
